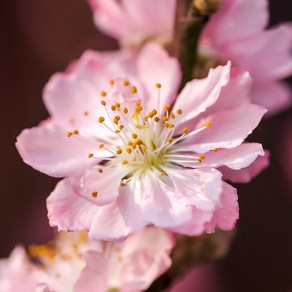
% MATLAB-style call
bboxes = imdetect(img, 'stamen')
[98,117,105,123]
[176,109,183,115]
[99,144,104,149]
[116,149,122,155]
[131,86,137,94]
[101,100,106,106]
[213,148,219,152]
[97,168,103,173]
[91,191,98,198]
[122,159,128,165]
[156,83,161,88]
[88,153,94,158]
[155,117,160,123]
[123,108,128,114]
[205,121,212,128]
[132,133,138,139]
[197,155,205,162]
[183,127,188,134]
[67,131,73,138]
[167,137,173,143]
[110,80,115,86]
[73,130,79,135]
[123,80,129,86]
[101,91,107,97]
[84,111,89,116]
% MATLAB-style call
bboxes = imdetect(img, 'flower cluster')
[3,0,291,291]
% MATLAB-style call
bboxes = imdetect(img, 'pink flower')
[4,228,174,292]
[88,0,176,46]
[199,0,292,114]
[16,43,266,240]
[0,246,41,292]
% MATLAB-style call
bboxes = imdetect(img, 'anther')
[88,153,94,158]
[98,117,105,123]
[101,100,106,106]
[164,105,170,111]
[176,109,183,115]
[197,155,205,162]
[123,108,128,114]
[170,112,175,119]
[167,137,173,143]
[100,91,107,97]
[154,117,160,123]
[205,121,212,128]
[116,149,122,155]
[67,131,73,138]
[97,168,103,173]
[110,80,115,86]
[73,130,79,135]
[99,144,104,149]
[84,111,89,116]
[156,83,161,88]
[123,80,129,86]
[92,191,98,198]
[183,127,188,134]
[119,125,124,130]
[213,148,219,152]
[115,103,120,109]
[122,159,128,165]
[131,86,137,94]
[126,147,132,153]
[111,105,116,111]
[132,133,138,139]
[160,171,166,176]
[162,116,168,122]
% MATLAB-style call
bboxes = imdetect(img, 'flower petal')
[180,104,267,153]
[47,179,100,231]
[89,183,147,241]
[142,172,193,228]
[205,182,239,233]
[220,150,270,183]
[173,62,231,124]
[137,43,181,114]
[74,251,108,292]
[251,81,292,115]
[16,122,97,177]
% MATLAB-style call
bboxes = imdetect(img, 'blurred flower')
[16,43,266,240]
[0,227,174,292]
[199,0,292,114]
[88,0,176,46]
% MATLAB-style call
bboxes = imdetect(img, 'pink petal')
[201,0,268,47]
[47,179,100,231]
[89,183,147,241]
[181,104,267,153]
[137,43,181,114]
[166,168,223,211]
[202,143,265,170]
[142,172,193,228]
[121,227,174,291]
[173,62,231,124]
[205,182,239,233]
[251,81,292,115]
[226,25,292,82]
[74,251,108,292]
[79,166,128,206]
[16,122,97,177]
[220,150,270,183]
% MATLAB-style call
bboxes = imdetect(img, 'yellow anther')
[136,106,143,112]
[110,79,115,86]
[88,153,94,158]
[99,144,104,149]
[97,168,103,173]
[84,111,89,116]
[128,141,133,146]
[205,121,212,128]
[123,80,129,86]
[115,130,121,134]
[160,171,166,176]
[164,105,170,111]
[135,101,141,107]
[167,137,173,143]
[141,145,147,152]
[115,103,121,108]
[132,133,138,139]
[122,159,128,165]
[155,117,160,123]
[162,116,169,122]
[143,116,148,122]
[123,108,128,114]
[170,112,175,119]
[197,155,205,162]
[67,131,73,137]
[119,125,124,130]
[183,127,188,134]
[113,116,120,124]
[156,83,161,88]
[167,123,175,128]
[116,149,122,155]
[126,147,132,154]
[91,191,98,198]
[101,100,106,106]
[176,109,183,115]
[213,148,219,152]
[73,130,79,135]
[111,105,116,111]
[101,91,107,97]
[135,139,143,145]
[98,117,105,123]
[131,86,137,94]
[147,109,157,118]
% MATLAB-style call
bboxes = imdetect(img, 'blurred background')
[0,0,291,291]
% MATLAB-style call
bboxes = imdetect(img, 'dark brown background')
[0,1,291,291]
